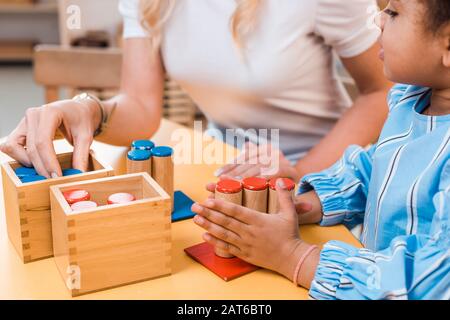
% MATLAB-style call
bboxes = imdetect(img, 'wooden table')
[0,119,361,300]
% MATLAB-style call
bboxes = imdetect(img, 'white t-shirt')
[119,0,380,160]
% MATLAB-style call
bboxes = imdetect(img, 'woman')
[0,0,390,180]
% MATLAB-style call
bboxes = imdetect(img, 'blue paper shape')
[172,190,195,222]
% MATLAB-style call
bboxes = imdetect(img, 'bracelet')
[293,245,319,287]
[72,92,113,137]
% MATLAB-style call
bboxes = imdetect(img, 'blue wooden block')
[172,190,195,222]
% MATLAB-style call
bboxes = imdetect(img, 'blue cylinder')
[127,149,152,161]
[132,140,155,151]
[151,146,174,158]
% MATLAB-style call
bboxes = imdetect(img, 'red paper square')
[184,242,259,281]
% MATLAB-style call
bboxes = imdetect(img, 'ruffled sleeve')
[310,160,450,300]
[299,145,375,229]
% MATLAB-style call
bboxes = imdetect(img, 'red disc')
[216,179,242,194]
[242,177,268,191]
[107,193,136,205]
[269,178,296,191]
[70,201,98,211]
[63,189,90,205]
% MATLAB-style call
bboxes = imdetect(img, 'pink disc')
[70,201,98,211]
[107,193,136,205]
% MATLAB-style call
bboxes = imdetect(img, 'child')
[192,0,450,300]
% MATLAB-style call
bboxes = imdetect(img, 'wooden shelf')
[0,3,57,14]
[0,41,34,61]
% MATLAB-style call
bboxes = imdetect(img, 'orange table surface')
[0,119,361,300]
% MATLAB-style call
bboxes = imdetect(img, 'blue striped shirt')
[299,84,450,300]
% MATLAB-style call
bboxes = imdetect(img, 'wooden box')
[49,173,172,296]
[1,151,114,263]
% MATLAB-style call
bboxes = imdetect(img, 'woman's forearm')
[295,89,389,179]
[94,93,163,147]
[95,38,165,147]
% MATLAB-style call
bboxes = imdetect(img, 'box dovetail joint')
[50,173,172,296]
[1,151,114,263]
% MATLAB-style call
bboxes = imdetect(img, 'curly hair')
[422,0,450,34]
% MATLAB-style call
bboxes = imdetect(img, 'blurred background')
[0,0,389,137]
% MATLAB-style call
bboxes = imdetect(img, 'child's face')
[378,0,450,88]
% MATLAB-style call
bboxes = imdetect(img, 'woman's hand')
[0,99,101,178]
[192,179,320,286]
[214,142,299,181]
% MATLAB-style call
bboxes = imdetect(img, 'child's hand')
[192,179,313,280]
[214,142,299,181]
[205,179,315,222]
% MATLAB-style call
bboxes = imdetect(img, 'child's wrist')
[278,240,321,288]
[278,240,309,281]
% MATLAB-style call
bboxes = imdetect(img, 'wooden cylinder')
[126,149,152,176]
[151,146,174,212]
[242,177,268,213]
[214,179,243,258]
[268,178,296,214]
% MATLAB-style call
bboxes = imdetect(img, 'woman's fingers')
[238,165,263,179]
[193,214,243,247]
[72,133,93,172]
[0,140,32,167]
[214,163,238,177]
[35,106,63,177]
[25,108,51,177]
[0,118,32,167]
[215,142,259,177]
[222,163,259,179]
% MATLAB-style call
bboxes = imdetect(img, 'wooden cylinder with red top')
[242,177,268,213]
[70,201,98,212]
[107,193,136,205]
[268,178,296,214]
[63,189,91,205]
[214,179,243,258]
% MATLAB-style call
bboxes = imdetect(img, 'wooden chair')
[33,44,197,126]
